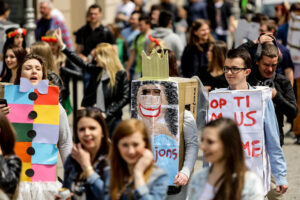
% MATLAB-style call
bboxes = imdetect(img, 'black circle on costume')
[29,92,38,101]
[28,111,37,119]
[27,130,36,138]
[25,169,34,177]
[27,147,35,155]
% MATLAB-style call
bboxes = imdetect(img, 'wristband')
[83,166,93,175]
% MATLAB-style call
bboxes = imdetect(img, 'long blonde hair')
[95,43,123,87]
[30,41,58,74]
[45,30,66,69]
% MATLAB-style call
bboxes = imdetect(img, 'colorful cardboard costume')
[131,50,198,185]
[207,87,271,194]
[3,78,60,182]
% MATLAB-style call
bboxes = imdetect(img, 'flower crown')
[7,28,27,38]
[41,36,57,43]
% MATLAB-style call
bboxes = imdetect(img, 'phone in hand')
[0,98,8,107]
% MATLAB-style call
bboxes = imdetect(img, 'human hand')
[0,146,3,155]
[71,143,92,170]
[276,185,288,194]
[259,33,274,44]
[0,104,10,115]
[54,28,65,49]
[173,172,189,186]
[134,149,154,175]
[272,88,277,99]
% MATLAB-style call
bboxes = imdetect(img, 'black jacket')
[249,72,298,145]
[0,155,21,198]
[62,48,130,126]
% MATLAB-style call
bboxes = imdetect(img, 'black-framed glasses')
[223,66,248,74]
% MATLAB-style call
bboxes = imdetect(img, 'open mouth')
[139,104,161,117]
[30,76,38,81]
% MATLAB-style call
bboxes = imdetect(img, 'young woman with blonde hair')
[55,28,129,136]
[109,119,168,200]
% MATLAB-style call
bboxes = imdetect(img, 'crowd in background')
[0,0,300,199]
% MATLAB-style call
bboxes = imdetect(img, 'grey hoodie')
[151,27,184,60]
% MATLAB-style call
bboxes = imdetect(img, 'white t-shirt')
[116,1,136,18]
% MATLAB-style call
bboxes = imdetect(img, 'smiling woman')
[60,107,110,200]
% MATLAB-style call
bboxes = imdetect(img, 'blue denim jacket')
[187,167,264,200]
[63,155,109,200]
[104,167,169,200]
[263,95,287,186]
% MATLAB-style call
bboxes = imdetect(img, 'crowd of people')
[0,0,300,199]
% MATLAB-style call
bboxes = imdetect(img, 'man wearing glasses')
[223,48,288,198]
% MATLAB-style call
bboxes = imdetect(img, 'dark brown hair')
[188,19,214,52]
[14,53,48,84]
[227,48,252,69]
[74,107,110,162]
[205,118,247,200]
[0,112,17,155]
[261,43,279,59]
[110,119,153,200]
[207,41,227,73]
[157,49,179,77]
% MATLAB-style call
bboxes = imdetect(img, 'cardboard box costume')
[131,50,198,185]
[1,78,59,182]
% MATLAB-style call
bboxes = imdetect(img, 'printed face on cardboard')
[137,84,168,121]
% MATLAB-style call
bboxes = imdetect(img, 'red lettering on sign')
[210,113,223,120]
[246,95,250,107]
[251,140,261,157]
[234,96,244,107]
[234,112,244,126]
[245,111,257,126]
[153,147,178,162]
[210,99,227,109]
[242,140,261,157]
[242,141,251,156]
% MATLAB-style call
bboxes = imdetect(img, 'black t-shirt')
[201,72,228,90]
[36,18,51,40]
[74,24,115,56]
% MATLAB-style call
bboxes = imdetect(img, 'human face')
[40,2,51,19]
[259,24,268,35]
[139,20,149,34]
[14,34,23,47]
[224,58,250,90]
[21,59,43,85]
[256,55,278,79]
[151,10,160,23]
[118,132,146,165]
[88,8,101,24]
[77,117,103,154]
[5,49,18,70]
[194,24,210,42]
[201,127,224,164]
[129,13,140,29]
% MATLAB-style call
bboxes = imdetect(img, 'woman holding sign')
[109,119,168,200]
[188,118,264,200]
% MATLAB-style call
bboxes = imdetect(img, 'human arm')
[75,44,89,62]
[273,77,298,120]
[0,154,22,195]
[58,104,72,164]
[284,68,294,86]
[264,98,288,190]
[105,70,130,119]
[174,110,199,186]
[125,49,137,79]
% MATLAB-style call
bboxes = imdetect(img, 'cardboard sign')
[132,80,180,185]
[287,13,300,64]
[234,19,260,48]
[207,88,271,194]
[3,81,60,182]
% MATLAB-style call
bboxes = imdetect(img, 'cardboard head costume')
[131,50,198,185]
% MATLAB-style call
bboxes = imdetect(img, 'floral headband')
[148,35,160,46]
[41,36,57,43]
[7,28,27,38]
